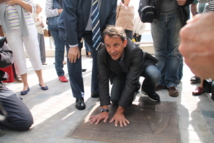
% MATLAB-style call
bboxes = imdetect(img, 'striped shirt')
[0,0,34,31]
[205,0,214,12]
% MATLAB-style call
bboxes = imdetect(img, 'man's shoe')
[20,87,30,95]
[59,76,68,82]
[155,84,167,91]
[148,93,160,102]
[192,87,204,96]
[75,97,86,110]
[190,76,201,84]
[168,87,179,97]
[91,93,99,98]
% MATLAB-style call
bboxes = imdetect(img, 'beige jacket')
[32,13,44,34]
[116,4,135,31]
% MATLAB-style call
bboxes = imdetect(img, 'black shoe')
[91,93,99,98]
[75,97,86,110]
[148,93,160,102]
[190,76,201,84]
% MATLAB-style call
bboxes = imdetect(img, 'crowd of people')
[0,0,214,131]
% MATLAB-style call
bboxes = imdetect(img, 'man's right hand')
[88,112,109,125]
[68,46,80,63]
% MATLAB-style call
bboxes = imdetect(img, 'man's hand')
[89,112,109,125]
[176,0,187,6]
[109,106,129,127]
[179,13,214,79]
[68,46,80,63]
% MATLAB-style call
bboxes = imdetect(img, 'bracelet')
[101,108,109,112]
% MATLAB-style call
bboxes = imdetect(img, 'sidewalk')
[0,57,214,143]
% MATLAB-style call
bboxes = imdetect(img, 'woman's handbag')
[44,29,50,37]
[138,0,156,23]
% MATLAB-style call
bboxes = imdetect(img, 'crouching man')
[0,37,33,131]
[89,26,161,127]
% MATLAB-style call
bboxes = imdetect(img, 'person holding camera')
[144,0,193,97]
[0,37,33,131]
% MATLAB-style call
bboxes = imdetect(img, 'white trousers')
[6,24,42,75]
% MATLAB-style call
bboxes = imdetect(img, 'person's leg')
[84,41,91,57]
[35,70,46,88]
[50,30,65,77]
[38,33,46,64]
[164,11,183,88]
[66,44,84,98]
[6,30,28,92]
[37,33,43,63]
[22,25,47,88]
[192,79,205,95]
[151,17,167,87]
[110,75,126,105]
[83,32,99,97]
[136,35,142,42]
[20,73,28,92]
[125,30,133,40]
[141,65,161,101]
[0,87,33,131]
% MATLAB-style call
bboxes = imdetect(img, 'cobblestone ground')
[0,57,214,143]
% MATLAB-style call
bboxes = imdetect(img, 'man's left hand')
[177,0,187,6]
[109,112,130,127]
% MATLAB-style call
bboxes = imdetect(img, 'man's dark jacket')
[0,37,13,84]
[62,0,117,45]
[98,39,157,108]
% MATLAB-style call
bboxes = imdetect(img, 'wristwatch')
[101,108,109,112]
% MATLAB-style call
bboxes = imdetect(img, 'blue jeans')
[50,30,65,77]
[151,11,183,88]
[110,65,160,104]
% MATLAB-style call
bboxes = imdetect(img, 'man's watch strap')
[101,108,109,112]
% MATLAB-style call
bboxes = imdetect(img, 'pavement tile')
[0,57,214,143]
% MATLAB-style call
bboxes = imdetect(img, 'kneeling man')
[89,26,161,127]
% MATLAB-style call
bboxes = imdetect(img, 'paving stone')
[71,100,180,143]
[0,57,214,143]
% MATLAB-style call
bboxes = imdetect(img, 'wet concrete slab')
[70,97,181,143]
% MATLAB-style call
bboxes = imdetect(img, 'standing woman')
[0,0,48,95]
[116,0,135,39]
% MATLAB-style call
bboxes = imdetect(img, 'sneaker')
[148,93,160,102]
[155,84,167,91]
[59,76,68,82]
[168,87,179,97]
